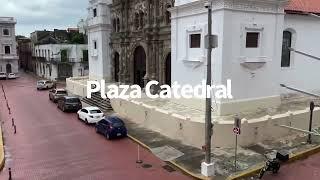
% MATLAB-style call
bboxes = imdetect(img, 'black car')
[95,117,127,140]
[57,96,82,112]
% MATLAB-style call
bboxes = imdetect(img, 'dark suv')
[57,96,82,112]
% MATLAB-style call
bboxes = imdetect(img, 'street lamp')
[202,0,218,177]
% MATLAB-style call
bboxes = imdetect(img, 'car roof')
[84,107,100,111]
[106,116,123,123]
[55,89,66,91]
[64,96,79,99]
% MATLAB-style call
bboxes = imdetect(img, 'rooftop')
[0,17,16,24]
[285,0,320,14]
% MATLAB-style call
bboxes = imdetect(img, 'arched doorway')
[165,53,171,85]
[114,52,120,82]
[133,46,146,87]
[6,64,12,73]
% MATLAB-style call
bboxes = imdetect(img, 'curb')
[227,145,320,180]
[127,134,209,180]
[0,125,5,171]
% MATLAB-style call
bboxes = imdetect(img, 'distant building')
[31,29,88,80]
[0,17,18,74]
[17,36,32,71]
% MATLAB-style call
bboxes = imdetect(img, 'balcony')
[0,54,19,60]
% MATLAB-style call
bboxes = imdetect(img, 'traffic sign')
[233,127,241,135]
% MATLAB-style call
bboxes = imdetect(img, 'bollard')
[308,101,315,144]
[9,168,12,180]
[14,125,16,134]
[136,145,143,164]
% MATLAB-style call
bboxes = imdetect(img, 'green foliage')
[70,32,85,44]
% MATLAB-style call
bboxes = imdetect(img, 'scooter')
[258,157,281,179]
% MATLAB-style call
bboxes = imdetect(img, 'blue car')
[95,116,127,140]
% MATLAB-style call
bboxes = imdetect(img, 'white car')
[7,73,17,79]
[77,107,104,124]
[0,72,6,80]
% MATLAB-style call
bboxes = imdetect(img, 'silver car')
[37,80,54,90]
[49,89,68,103]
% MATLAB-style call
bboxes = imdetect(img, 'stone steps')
[81,92,113,112]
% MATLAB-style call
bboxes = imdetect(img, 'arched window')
[281,31,292,67]
[165,5,171,25]
[139,12,144,29]
[135,13,140,30]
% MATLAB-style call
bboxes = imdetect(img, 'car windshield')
[112,121,124,128]
[66,98,80,103]
[56,90,67,94]
[90,110,102,114]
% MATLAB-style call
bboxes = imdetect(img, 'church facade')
[88,0,174,87]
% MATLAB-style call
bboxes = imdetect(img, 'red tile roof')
[285,0,320,14]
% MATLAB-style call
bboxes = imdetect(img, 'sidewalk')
[114,112,320,179]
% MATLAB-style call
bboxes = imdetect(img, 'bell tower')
[88,0,113,81]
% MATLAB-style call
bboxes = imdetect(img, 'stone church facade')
[110,0,174,87]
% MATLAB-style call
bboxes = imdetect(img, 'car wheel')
[105,132,110,140]
[95,126,99,133]
[62,106,66,112]
[85,119,89,124]
[77,114,81,120]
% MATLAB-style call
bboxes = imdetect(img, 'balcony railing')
[0,54,19,60]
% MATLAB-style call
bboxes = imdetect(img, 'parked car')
[37,80,54,90]
[77,107,104,124]
[0,72,6,80]
[95,116,127,139]
[7,73,17,79]
[49,89,68,102]
[57,96,82,112]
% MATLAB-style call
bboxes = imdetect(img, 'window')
[135,13,140,30]
[83,50,88,62]
[94,41,97,49]
[4,46,11,54]
[3,29,9,36]
[139,12,144,28]
[113,19,117,32]
[93,8,97,17]
[190,34,201,48]
[81,109,89,113]
[116,18,120,32]
[281,31,292,67]
[246,32,259,48]
[165,5,171,24]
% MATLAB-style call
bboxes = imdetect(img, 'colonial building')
[88,0,174,87]
[31,29,89,80]
[0,17,18,74]
[17,36,32,71]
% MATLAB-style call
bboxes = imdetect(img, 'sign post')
[233,117,241,172]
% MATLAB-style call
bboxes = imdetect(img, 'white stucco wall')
[171,0,286,115]
[281,14,320,93]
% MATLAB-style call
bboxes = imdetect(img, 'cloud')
[0,0,88,36]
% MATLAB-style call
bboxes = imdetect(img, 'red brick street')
[0,74,190,180]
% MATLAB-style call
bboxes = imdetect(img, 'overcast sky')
[0,0,88,37]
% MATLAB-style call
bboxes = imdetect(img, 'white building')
[33,44,89,80]
[171,0,320,115]
[0,17,18,74]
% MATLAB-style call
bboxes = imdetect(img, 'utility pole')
[205,1,213,165]
[202,1,217,177]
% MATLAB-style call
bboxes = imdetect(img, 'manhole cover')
[142,164,152,169]
[162,165,176,173]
